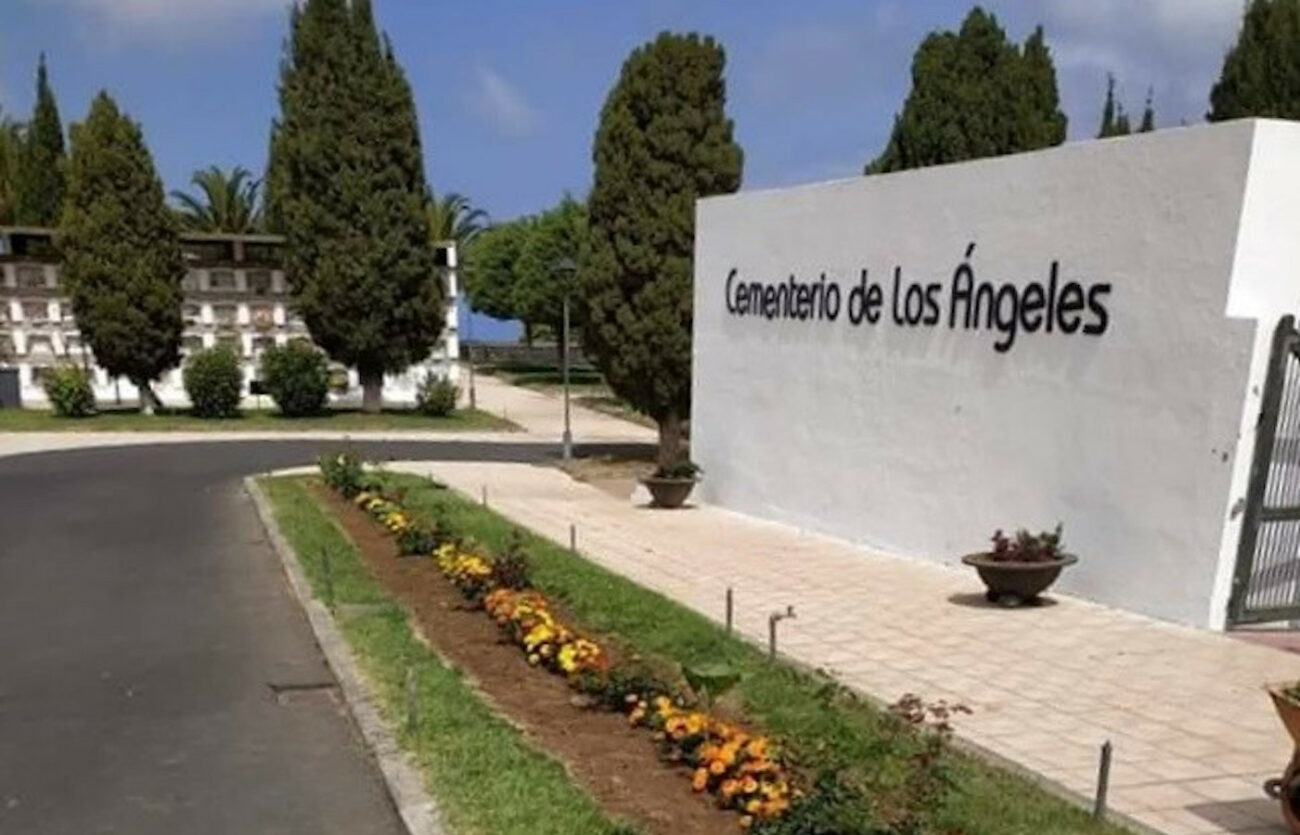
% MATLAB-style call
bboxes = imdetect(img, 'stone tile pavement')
[390,459,1297,835]
[466,367,656,443]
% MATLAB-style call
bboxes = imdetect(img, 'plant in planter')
[961,524,1077,607]
[641,459,702,509]
[1265,683,1300,833]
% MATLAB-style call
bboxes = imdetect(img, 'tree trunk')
[657,411,684,469]
[360,368,384,414]
[523,322,533,347]
[135,379,160,416]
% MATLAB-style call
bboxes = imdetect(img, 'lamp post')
[553,257,578,461]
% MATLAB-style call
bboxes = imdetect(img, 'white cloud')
[33,0,291,41]
[468,65,539,139]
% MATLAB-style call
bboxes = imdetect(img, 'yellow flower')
[691,768,709,792]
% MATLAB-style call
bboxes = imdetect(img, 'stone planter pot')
[641,477,697,509]
[1266,687,1300,833]
[960,552,1078,607]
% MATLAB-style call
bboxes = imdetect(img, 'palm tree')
[427,189,488,254]
[171,165,262,233]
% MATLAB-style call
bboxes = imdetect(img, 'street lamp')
[553,256,578,460]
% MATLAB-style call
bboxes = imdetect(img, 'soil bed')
[311,481,736,835]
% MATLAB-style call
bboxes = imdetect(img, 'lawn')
[259,477,633,835]
[376,471,1132,835]
[0,406,516,432]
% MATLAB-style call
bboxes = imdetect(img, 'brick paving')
[390,460,1298,835]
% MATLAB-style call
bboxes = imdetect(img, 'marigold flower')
[691,768,709,792]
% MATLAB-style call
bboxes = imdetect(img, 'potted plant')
[1265,683,1300,833]
[641,459,701,509]
[961,524,1077,607]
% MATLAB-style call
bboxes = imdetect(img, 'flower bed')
[344,474,797,829]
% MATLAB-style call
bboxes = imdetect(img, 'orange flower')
[691,768,709,792]
[708,759,727,776]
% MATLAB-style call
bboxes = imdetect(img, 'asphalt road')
[0,439,648,834]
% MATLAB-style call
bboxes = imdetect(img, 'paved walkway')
[390,460,1297,835]
[467,368,657,443]
[0,371,652,461]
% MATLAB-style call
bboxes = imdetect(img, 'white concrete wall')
[693,119,1300,628]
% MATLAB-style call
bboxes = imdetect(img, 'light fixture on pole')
[552,256,578,461]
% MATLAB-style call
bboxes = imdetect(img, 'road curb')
[244,475,446,835]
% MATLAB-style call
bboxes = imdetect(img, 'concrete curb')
[244,475,446,835]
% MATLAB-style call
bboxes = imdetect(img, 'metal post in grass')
[768,605,795,658]
[569,523,576,553]
[1093,740,1112,819]
[405,666,419,734]
[321,547,335,610]
[725,587,734,634]
[481,485,488,508]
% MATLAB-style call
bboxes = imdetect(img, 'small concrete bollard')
[570,523,577,553]
[1093,740,1112,819]
[768,605,796,658]
[405,667,419,734]
[481,485,488,507]
[725,587,734,634]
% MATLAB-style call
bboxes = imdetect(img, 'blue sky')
[0,1,1244,337]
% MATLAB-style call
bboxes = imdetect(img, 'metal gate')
[1230,315,1300,625]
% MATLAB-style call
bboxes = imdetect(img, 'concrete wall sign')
[692,118,1300,630]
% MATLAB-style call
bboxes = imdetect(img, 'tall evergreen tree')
[1098,75,1121,137]
[15,54,66,226]
[0,113,23,225]
[582,32,743,466]
[267,0,440,412]
[513,196,586,363]
[60,92,183,413]
[866,8,1066,173]
[1139,89,1156,133]
[1209,0,1300,120]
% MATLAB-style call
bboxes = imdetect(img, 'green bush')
[416,371,458,417]
[183,346,243,418]
[319,450,364,498]
[261,342,329,417]
[42,366,96,417]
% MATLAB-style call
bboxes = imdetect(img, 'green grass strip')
[387,472,1130,835]
[260,476,632,835]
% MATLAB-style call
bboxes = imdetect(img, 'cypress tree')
[16,54,66,226]
[1209,0,1300,120]
[60,92,184,413]
[582,32,743,466]
[267,0,440,412]
[1098,75,1119,138]
[866,7,1066,173]
[1139,89,1156,133]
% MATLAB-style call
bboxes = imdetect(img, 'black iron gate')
[1230,315,1300,625]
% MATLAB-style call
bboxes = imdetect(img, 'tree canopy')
[582,32,743,465]
[266,0,441,412]
[513,196,586,348]
[15,54,66,226]
[171,165,263,232]
[1209,0,1300,121]
[464,219,529,323]
[1098,76,1155,137]
[60,92,184,411]
[866,8,1066,173]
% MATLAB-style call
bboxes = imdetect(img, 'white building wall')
[692,119,1300,629]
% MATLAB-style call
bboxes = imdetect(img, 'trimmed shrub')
[42,365,96,417]
[319,450,364,498]
[416,371,458,417]
[183,346,243,418]
[261,342,329,417]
